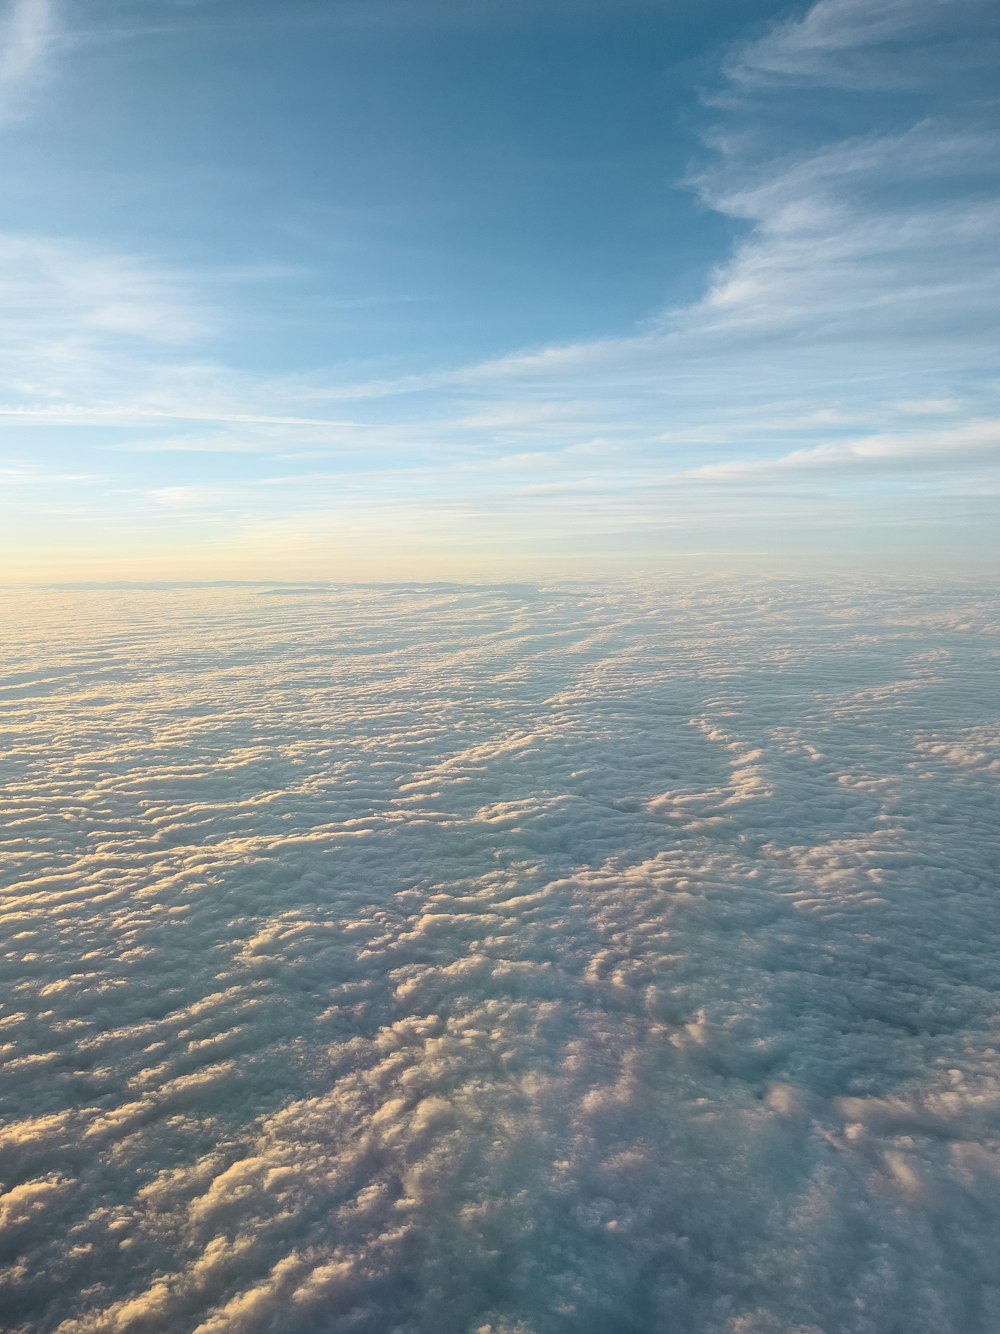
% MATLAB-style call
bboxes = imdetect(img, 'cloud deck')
[1,581,999,1332]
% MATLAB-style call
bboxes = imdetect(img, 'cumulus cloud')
[2,579,1000,1332]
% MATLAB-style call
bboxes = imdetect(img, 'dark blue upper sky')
[11,0,781,364]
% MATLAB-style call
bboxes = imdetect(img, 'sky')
[1,0,999,581]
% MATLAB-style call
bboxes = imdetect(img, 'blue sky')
[1,0,998,580]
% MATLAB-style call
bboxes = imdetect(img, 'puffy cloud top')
[1,580,999,1332]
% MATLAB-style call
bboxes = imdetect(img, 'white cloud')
[724,0,999,92]
[147,484,221,506]
[0,233,217,428]
[689,418,1000,479]
[2,580,1000,1330]
[0,0,53,124]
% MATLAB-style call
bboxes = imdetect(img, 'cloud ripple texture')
[2,581,999,1333]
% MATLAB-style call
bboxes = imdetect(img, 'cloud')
[0,233,217,429]
[0,0,53,124]
[2,579,1000,1330]
[723,0,1000,92]
[688,418,1000,479]
[147,484,223,507]
[0,232,212,344]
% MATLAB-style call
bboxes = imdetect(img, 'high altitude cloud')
[0,0,52,124]
[2,580,1000,1331]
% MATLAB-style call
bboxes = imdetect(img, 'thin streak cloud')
[0,0,53,123]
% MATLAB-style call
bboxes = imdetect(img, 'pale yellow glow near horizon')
[3,481,997,587]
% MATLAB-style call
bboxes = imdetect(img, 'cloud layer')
[2,581,1000,1331]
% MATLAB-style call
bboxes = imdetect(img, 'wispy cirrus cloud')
[0,0,54,124]
[689,419,1000,480]
[722,0,1000,92]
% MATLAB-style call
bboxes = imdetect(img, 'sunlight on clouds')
[2,581,1000,1331]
